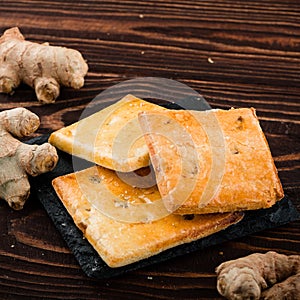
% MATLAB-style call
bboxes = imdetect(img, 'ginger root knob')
[216,251,300,300]
[0,27,88,103]
[0,107,58,209]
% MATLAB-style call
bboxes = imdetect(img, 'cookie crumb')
[208,57,214,64]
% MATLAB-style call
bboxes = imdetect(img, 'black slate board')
[28,133,300,279]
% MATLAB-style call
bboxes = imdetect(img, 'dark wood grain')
[0,0,299,299]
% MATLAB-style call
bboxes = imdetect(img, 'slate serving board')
[28,96,299,278]
[28,133,300,279]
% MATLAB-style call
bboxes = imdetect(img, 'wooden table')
[0,1,299,299]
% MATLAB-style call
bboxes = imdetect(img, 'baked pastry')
[139,108,284,214]
[52,165,244,268]
[48,94,165,172]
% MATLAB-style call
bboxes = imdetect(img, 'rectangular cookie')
[52,166,244,268]
[138,108,284,214]
[48,94,165,172]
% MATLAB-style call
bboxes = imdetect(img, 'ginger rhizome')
[216,251,300,300]
[0,107,58,209]
[0,27,88,103]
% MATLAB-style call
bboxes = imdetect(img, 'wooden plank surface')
[0,1,299,299]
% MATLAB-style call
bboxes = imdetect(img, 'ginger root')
[0,107,58,209]
[0,27,88,103]
[216,251,300,300]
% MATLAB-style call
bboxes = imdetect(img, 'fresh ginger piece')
[0,107,58,209]
[216,251,300,300]
[262,272,300,299]
[0,27,88,103]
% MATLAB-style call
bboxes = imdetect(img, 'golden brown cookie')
[52,165,244,267]
[49,94,165,172]
[139,108,284,214]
